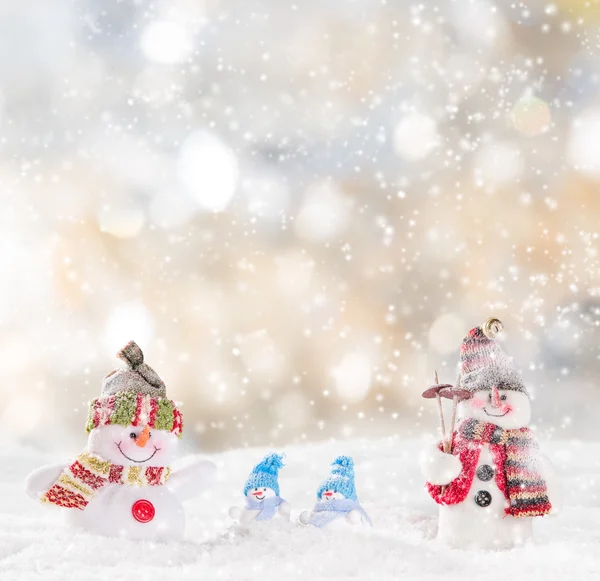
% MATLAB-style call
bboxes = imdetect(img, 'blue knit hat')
[316,456,357,501]
[243,453,285,496]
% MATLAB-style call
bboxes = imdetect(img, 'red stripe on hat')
[461,356,493,374]
[100,395,116,427]
[91,400,102,430]
[148,397,158,429]
[132,392,144,426]
[172,407,183,436]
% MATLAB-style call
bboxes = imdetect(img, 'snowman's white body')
[420,388,561,550]
[317,510,370,531]
[26,424,215,541]
[437,444,533,549]
[229,487,291,526]
[300,490,371,530]
[66,481,186,540]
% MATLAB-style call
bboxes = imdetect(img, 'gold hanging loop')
[482,317,503,339]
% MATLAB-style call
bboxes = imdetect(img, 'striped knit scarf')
[41,453,171,510]
[245,496,286,521]
[426,418,551,518]
[308,499,373,528]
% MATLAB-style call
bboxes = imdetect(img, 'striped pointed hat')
[316,456,358,501]
[86,341,183,436]
[459,319,528,396]
[243,453,285,496]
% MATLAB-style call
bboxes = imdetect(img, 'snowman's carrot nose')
[491,386,502,408]
[135,425,151,448]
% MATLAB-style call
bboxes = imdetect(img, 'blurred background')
[1,0,599,453]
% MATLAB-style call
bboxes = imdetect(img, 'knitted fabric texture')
[426,418,551,518]
[243,453,285,496]
[460,326,528,395]
[245,496,286,521]
[102,341,167,398]
[308,498,372,528]
[316,456,357,501]
[86,391,183,437]
[41,452,171,511]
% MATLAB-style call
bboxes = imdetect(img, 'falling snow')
[1,0,600,576]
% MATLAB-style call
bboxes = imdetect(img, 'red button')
[132,499,155,523]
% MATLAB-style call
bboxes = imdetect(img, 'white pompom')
[346,509,362,525]
[419,443,463,485]
[278,501,291,517]
[298,510,312,525]
[228,506,242,521]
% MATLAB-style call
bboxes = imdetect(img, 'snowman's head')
[246,487,276,502]
[87,424,179,467]
[459,385,531,429]
[319,489,346,501]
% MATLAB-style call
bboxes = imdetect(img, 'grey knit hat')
[459,319,529,396]
[101,341,166,398]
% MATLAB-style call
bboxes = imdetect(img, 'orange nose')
[491,386,502,408]
[135,425,151,448]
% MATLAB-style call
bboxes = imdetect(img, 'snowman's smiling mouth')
[484,409,509,418]
[116,442,160,463]
[254,495,266,501]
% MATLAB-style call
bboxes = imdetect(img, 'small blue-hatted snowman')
[299,456,372,529]
[228,453,290,525]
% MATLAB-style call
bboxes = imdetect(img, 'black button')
[474,490,492,507]
[476,465,494,481]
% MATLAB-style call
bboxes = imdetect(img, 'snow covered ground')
[2,436,599,581]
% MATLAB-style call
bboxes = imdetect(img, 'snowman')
[299,456,372,529]
[228,453,290,525]
[25,341,216,541]
[420,322,562,549]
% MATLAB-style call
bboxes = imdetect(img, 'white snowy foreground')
[1,436,598,581]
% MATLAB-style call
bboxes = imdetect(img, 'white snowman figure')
[25,341,216,541]
[420,322,562,550]
[228,453,290,525]
[299,456,372,529]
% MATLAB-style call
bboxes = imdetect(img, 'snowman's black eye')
[501,395,507,401]
[129,433,137,439]
[254,488,258,491]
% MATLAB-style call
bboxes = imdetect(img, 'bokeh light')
[177,131,239,213]
[140,21,194,64]
[1,0,599,452]
[393,113,439,162]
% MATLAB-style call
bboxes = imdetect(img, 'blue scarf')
[245,496,285,521]
[308,498,372,528]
